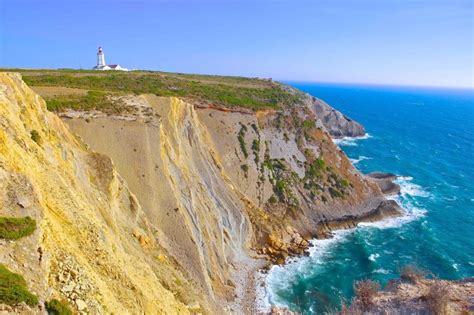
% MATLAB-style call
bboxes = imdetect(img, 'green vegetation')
[268,195,278,204]
[0,216,36,240]
[250,123,259,133]
[45,90,124,113]
[339,178,350,188]
[9,69,304,110]
[307,158,325,178]
[329,187,343,198]
[302,119,315,129]
[303,158,351,201]
[45,299,73,315]
[0,264,38,306]
[237,124,248,158]
[30,130,41,144]
[252,139,260,165]
[263,158,299,210]
[240,164,249,178]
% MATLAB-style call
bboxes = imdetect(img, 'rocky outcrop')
[277,84,365,139]
[311,97,365,138]
[367,172,401,196]
[348,278,474,314]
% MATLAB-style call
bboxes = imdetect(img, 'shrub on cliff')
[30,130,41,144]
[354,279,380,309]
[0,216,36,240]
[238,124,249,158]
[0,264,38,306]
[45,299,73,315]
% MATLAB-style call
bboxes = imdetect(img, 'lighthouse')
[97,47,106,68]
[92,46,128,71]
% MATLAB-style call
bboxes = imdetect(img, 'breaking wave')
[350,155,372,165]
[332,133,371,146]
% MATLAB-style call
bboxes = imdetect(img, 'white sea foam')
[332,133,371,146]
[260,175,429,311]
[443,196,458,201]
[350,156,372,165]
[395,176,431,198]
[373,268,390,274]
[368,253,380,262]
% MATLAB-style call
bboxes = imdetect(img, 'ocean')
[261,82,474,314]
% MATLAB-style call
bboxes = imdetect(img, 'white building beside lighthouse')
[93,47,128,71]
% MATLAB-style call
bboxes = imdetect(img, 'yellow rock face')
[0,73,200,314]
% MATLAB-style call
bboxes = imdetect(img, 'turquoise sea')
[263,83,474,314]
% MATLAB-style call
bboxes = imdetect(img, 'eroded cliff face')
[0,73,211,314]
[61,84,399,267]
[1,73,400,314]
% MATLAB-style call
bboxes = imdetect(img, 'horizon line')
[280,79,474,91]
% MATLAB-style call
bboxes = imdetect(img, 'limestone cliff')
[0,73,210,314]
[1,72,400,314]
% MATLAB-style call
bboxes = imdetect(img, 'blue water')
[265,83,474,314]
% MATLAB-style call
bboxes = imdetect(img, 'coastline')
[253,195,422,314]
[251,134,414,314]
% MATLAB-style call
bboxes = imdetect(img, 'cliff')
[0,71,400,314]
[0,73,209,314]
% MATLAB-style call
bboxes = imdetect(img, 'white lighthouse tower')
[97,47,106,68]
[93,47,111,70]
[92,46,128,71]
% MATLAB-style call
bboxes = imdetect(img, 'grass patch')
[45,299,73,315]
[0,216,36,240]
[45,90,122,113]
[0,264,38,306]
[10,69,304,110]
[302,119,315,129]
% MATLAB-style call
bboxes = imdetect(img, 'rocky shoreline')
[254,170,406,314]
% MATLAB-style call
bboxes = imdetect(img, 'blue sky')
[0,0,472,88]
